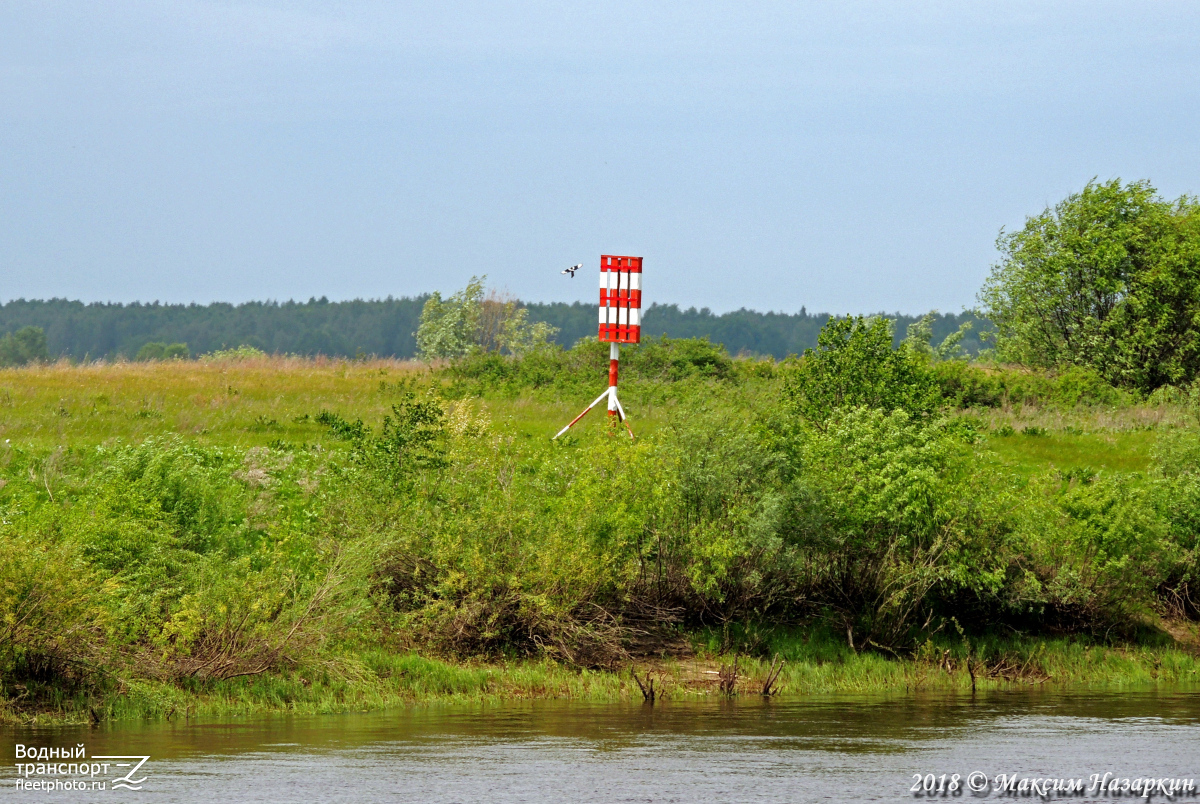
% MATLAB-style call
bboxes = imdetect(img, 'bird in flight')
[561,263,582,278]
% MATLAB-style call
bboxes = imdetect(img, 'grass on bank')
[983,427,1156,476]
[9,629,1200,726]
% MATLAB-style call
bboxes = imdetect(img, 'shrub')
[649,396,792,618]
[443,336,737,399]
[0,535,105,690]
[0,326,49,367]
[782,316,940,427]
[364,389,797,661]
[0,437,365,687]
[782,407,1008,648]
[203,345,267,361]
[318,393,448,491]
[626,336,735,382]
[136,342,167,361]
[1009,474,1170,629]
[1152,430,1200,616]
[135,342,187,361]
[932,362,1123,409]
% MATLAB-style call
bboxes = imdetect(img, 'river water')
[5,689,1200,802]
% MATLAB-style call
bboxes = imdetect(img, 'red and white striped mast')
[553,255,642,440]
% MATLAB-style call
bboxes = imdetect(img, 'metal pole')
[607,342,619,417]
[608,341,634,438]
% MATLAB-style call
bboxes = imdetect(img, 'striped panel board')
[598,255,643,343]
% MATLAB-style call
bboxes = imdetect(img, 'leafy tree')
[904,312,973,361]
[417,278,558,360]
[782,316,940,428]
[416,277,485,359]
[979,179,1200,391]
[0,326,49,366]
[498,307,558,357]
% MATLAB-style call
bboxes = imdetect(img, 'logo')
[14,743,152,793]
[91,755,151,790]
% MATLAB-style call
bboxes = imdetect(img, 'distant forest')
[0,297,988,361]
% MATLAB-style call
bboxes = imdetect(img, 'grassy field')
[0,357,433,450]
[0,357,683,449]
[3,356,1199,725]
[0,356,1168,468]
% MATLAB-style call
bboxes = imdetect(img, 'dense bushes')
[1011,474,1170,627]
[782,316,940,426]
[931,361,1126,409]
[0,438,365,704]
[442,335,736,398]
[331,334,1200,659]
[135,342,189,361]
[780,409,1006,648]
[1151,430,1200,617]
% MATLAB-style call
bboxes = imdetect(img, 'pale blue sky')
[2,1,1198,313]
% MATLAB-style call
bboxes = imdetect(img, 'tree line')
[0,295,984,365]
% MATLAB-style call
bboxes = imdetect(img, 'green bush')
[364,418,653,661]
[932,362,1124,409]
[627,336,734,382]
[0,326,49,367]
[782,316,940,427]
[1152,430,1200,616]
[1008,474,1170,629]
[203,345,267,361]
[135,341,188,361]
[136,342,166,361]
[0,535,106,692]
[318,393,448,491]
[0,437,363,688]
[781,407,1008,648]
[444,336,737,399]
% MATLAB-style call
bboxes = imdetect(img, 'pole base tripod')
[552,386,633,440]
[553,343,634,440]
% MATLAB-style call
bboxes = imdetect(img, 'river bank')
[7,629,1200,726]
[4,358,1200,728]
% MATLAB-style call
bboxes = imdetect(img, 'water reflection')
[5,689,1200,802]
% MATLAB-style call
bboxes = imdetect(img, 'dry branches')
[761,654,784,696]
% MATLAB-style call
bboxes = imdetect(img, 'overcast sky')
[2,1,1198,313]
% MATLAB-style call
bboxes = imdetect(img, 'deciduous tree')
[979,179,1200,391]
